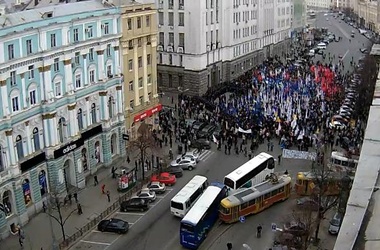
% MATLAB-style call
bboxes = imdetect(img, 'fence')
[58,175,152,249]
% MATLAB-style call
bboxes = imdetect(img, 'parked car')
[212,127,223,141]
[191,138,211,150]
[97,218,129,234]
[329,212,343,235]
[192,121,207,132]
[120,198,149,212]
[151,172,176,186]
[135,188,156,203]
[147,181,166,194]
[180,119,196,129]
[165,166,184,178]
[180,149,201,162]
[283,221,307,236]
[296,197,320,211]
[197,125,216,139]
[170,157,197,171]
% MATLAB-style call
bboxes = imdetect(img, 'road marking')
[333,21,350,39]
[104,235,122,250]
[156,195,166,199]
[342,50,350,60]
[198,150,214,161]
[116,212,146,216]
[201,152,214,162]
[80,240,111,246]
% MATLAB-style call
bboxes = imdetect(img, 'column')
[133,44,140,106]
[25,121,32,154]
[99,91,109,120]
[42,115,51,147]
[63,59,74,95]
[43,65,52,100]
[85,97,91,126]
[97,50,105,81]
[116,86,122,115]
[0,80,10,116]
[114,46,121,76]
[142,42,149,102]
[38,67,46,101]
[68,104,78,137]
[50,115,58,146]
[83,54,89,85]
[20,73,27,108]
[5,130,16,166]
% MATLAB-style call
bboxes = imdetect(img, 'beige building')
[356,0,378,32]
[120,1,159,140]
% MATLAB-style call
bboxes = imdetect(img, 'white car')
[180,150,201,163]
[147,182,166,194]
[170,157,197,171]
[135,188,156,202]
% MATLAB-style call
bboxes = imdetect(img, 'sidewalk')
[0,156,151,250]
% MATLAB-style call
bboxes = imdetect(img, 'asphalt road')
[70,12,361,250]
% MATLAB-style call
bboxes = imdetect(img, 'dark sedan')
[120,198,149,212]
[197,125,216,139]
[97,218,129,234]
[191,138,211,150]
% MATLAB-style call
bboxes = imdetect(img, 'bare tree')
[129,122,162,179]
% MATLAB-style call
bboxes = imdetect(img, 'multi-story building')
[293,0,307,31]
[0,0,126,238]
[356,0,378,32]
[306,0,332,10]
[148,0,292,96]
[119,1,160,139]
[336,0,351,9]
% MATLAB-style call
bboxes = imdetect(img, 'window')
[8,44,14,60]
[28,65,34,79]
[75,74,82,88]
[138,38,142,47]
[39,170,48,196]
[138,78,143,88]
[147,36,151,45]
[16,135,24,159]
[75,52,80,65]
[11,96,19,112]
[22,179,31,205]
[139,96,143,104]
[26,39,32,54]
[89,69,95,83]
[58,118,66,143]
[29,90,36,105]
[127,18,132,30]
[73,28,79,42]
[264,193,271,200]
[169,12,174,26]
[91,103,97,124]
[106,44,111,57]
[103,23,109,34]
[0,146,4,172]
[53,58,59,72]
[211,11,214,24]
[130,100,134,109]
[169,0,173,8]
[216,10,219,22]
[169,54,172,65]
[50,34,56,48]
[159,12,164,25]
[169,32,174,45]
[33,128,40,151]
[179,0,184,8]
[146,15,150,27]
[128,59,133,71]
[77,109,84,130]
[180,55,183,66]
[55,81,62,97]
[179,13,184,26]
[179,33,185,47]
[147,54,151,65]
[129,81,134,91]
[168,74,173,87]
[89,48,94,61]
[2,190,12,216]
[10,71,16,86]
[159,53,163,64]
[179,75,183,86]
[107,65,112,77]
[147,74,151,84]
[108,97,113,118]
[87,26,93,38]
[138,56,142,68]
[159,32,165,45]
[137,17,142,28]
[128,40,133,49]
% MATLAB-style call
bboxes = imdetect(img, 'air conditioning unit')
[167,46,173,52]
[206,45,211,52]
[157,45,163,51]
[170,26,174,30]
[177,46,184,53]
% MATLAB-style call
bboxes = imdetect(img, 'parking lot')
[72,188,173,249]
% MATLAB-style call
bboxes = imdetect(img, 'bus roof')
[181,185,223,225]
[171,175,208,204]
[224,152,273,181]
[331,151,359,162]
[221,175,291,208]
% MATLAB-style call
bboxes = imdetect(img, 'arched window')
[39,170,48,196]
[22,179,32,205]
[91,103,97,124]
[108,97,113,118]
[58,118,67,143]
[33,127,40,151]
[0,145,4,172]
[94,141,101,163]
[111,134,117,155]
[1,190,13,216]
[77,108,83,130]
[81,148,88,171]
[15,135,24,159]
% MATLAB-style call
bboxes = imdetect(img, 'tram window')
[221,207,230,214]
[241,202,249,209]
[248,199,256,206]
[342,160,348,167]
[334,159,341,165]
[271,189,278,196]
[278,187,284,193]
[264,193,271,200]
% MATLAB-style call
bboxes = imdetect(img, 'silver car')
[179,150,200,163]
[135,188,156,202]
[147,181,166,194]
[170,157,196,171]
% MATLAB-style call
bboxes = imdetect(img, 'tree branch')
[45,212,62,225]
[62,208,78,226]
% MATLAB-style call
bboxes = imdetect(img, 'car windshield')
[176,158,181,163]
[331,218,341,226]
[149,191,155,195]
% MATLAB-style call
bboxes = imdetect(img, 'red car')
[150,172,176,186]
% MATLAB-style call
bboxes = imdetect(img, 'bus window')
[181,223,194,233]
[342,160,348,167]
[334,159,341,165]
[267,158,275,169]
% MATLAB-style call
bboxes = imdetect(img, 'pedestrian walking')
[73,192,78,203]
[127,156,131,164]
[277,154,282,165]
[101,184,106,194]
[94,175,98,186]
[19,236,24,247]
[68,193,72,205]
[267,141,270,151]
[42,201,47,213]
[106,190,111,202]
[270,141,274,152]
[111,166,117,179]
[77,203,83,215]
[227,242,233,250]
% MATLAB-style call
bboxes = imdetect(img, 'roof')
[0,0,112,29]
[181,185,223,225]
[222,175,291,207]
[171,175,208,203]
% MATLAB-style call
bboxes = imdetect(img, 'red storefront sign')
[134,104,162,122]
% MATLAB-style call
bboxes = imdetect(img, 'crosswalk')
[198,150,214,161]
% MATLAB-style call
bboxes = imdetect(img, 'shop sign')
[134,104,162,122]
[20,152,46,173]
[54,138,84,159]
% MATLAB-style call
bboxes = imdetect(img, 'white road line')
[104,235,122,250]
[342,50,350,61]
[198,151,212,161]
[116,212,146,216]
[80,240,111,246]
[201,152,214,162]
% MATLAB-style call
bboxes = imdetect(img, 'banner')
[238,127,252,134]
[282,149,317,161]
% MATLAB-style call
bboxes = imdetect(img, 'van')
[329,212,343,235]
[317,43,327,50]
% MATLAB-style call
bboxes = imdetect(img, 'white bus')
[224,152,275,192]
[170,175,208,218]
[330,151,359,175]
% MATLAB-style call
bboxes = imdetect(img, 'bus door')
[231,206,239,222]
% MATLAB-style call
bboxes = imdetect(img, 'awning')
[134,104,162,122]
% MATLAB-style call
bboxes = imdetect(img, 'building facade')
[293,0,307,31]
[0,0,126,239]
[356,0,378,32]
[119,1,160,140]
[306,0,333,10]
[151,0,292,96]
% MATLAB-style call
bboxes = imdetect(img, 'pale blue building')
[0,0,126,238]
